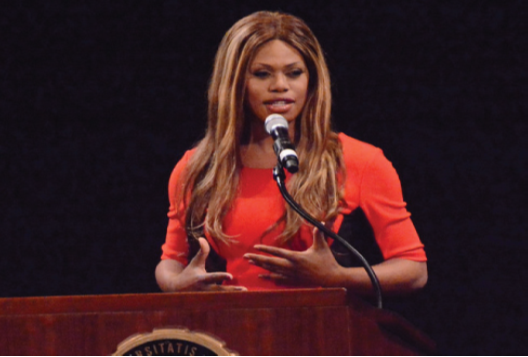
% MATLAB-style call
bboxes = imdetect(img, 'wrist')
[322,265,350,287]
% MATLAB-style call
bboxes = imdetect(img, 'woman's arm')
[244,229,427,296]
[331,258,427,296]
[156,238,247,292]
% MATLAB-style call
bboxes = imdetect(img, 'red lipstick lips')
[265,98,295,114]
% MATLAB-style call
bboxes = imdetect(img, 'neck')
[240,116,295,168]
[249,115,296,143]
[249,119,274,148]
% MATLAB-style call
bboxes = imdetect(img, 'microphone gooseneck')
[272,164,383,309]
[264,114,299,174]
[264,127,384,308]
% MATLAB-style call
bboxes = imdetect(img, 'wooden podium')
[0,288,434,355]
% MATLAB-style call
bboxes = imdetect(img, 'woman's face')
[245,40,309,125]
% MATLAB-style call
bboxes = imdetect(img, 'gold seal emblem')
[113,328,237,356]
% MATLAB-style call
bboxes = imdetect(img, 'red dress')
[161,133,426,290]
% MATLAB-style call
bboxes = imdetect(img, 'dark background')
[1,1,525,355]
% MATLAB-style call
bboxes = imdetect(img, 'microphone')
[264,114,299,174]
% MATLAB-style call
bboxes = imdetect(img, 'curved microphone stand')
[273,164,383,309]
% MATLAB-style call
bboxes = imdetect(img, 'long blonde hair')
[178,11,345,245]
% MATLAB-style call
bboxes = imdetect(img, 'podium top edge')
[0,288,354,316]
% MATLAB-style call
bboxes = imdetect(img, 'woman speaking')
[155,11,427,296]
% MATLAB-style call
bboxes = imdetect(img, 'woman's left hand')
[243,228,344,286]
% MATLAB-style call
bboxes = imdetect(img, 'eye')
[287,69,305,78]
[252,70,270,79]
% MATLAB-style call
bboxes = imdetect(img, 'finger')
[216,285,248,292]
[190,237,210,267]
[258,272,289,281]
[198,237,210,256]
[198,272,233,285]
[253,244,297,259]
[258,273,312,288]
[244,253,294,270]
[250,260,293,278]
[311,227,329,250]
[200,284,248,292]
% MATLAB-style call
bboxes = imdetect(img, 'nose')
[270,73,289,92]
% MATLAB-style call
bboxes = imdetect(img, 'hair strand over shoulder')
[177,11,345,247]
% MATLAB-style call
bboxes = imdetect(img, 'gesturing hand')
[243,228,344,287]
[170,238,247,292]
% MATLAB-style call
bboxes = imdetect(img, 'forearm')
[155,259,185,292]
[330,259,428,297]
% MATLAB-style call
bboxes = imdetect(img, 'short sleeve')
[160,150,194,265]
[359,149,426,261]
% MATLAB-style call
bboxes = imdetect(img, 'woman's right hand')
[155,238,247,292]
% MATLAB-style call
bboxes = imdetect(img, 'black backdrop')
[1,1,525,355]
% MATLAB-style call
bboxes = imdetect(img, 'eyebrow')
[250,62,305,69]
